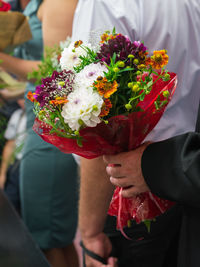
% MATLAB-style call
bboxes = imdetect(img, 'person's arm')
[0,53,40,81]
[142,132,200,207]
[0,0,78,80]
[41,0,77,48]
[79,156,117,266]
[0,139,15,189]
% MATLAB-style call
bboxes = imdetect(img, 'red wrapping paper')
[33,72,177,228]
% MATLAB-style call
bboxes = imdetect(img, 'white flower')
[60,42,92,71]
[74,63,107,88]
[61,87,103,131]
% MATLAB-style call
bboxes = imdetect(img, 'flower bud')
[93,105,98,111]
[138,64,146,69]
[163,90,170,98]
[128,54,135,59]
[113,67,120,73]
[78,119,84,126]
[58,81,65,87]
[97,76,103,81]
[163,73,170,81]
[133,59,139,65]
[128,82,133,88]
[132,84,139,92]
[125,103,132,110]
[117,61,125,68]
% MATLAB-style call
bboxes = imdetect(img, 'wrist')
[80,224,104,241]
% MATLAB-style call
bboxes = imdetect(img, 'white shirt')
[72,0,200,142]
[4,109,27,160]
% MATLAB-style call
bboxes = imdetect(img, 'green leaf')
[111,53,117,65]
[77,137,83,147]
[139,92,145,101]
[143,220,151,233]
[118,67,134,74]
[112,27,116,35]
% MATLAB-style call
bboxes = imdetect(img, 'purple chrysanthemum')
[35,70,75,107]
[97,34,147,66]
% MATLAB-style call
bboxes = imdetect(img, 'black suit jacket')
[142,108,200,267]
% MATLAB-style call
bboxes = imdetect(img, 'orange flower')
[100,33,119,43]
[100,33,109,43]
[145,57,152,66]
[139,51,149,62]
[94,77,118,98]
[49,97,68,106]
[100,99,112,117]
[150,50,169,69]
[27,91,36,102]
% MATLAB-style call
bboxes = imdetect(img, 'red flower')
[0,0,11,11]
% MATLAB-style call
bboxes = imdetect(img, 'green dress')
[18,0,78,249]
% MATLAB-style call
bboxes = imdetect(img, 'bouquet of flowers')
[0,0,11,11]
[0,0,32,52]
[28,29,177,231]
[28,38,71,85]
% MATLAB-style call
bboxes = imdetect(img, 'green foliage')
[28,44,62,85]
[143,219,152,233]
[73,46,99,73]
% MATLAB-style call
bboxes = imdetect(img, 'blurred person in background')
[0,97,26,214]
[0,1,79,267]
[4,0,29,11]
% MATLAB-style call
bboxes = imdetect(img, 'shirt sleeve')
[141,132,200,207]
[4,109,22,140]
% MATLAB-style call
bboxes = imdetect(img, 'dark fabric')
[4,160,21,215]
[104,204,181,267]
[0,190,50,267]
[142,103,200,267]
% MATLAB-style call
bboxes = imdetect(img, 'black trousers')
[104,205,181,267]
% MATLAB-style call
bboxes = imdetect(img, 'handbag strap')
[80,241,107,266]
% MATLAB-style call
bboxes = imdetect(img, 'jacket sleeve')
[141,132,200,207]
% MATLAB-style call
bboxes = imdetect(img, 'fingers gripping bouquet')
[28,29,177,231]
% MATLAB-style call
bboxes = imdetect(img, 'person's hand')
[82,232,118,267]
[0,88,24,100]
[101,257,118,267]
[103,143,150,198]
[0,173,6,190]
[0,88,14,100]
